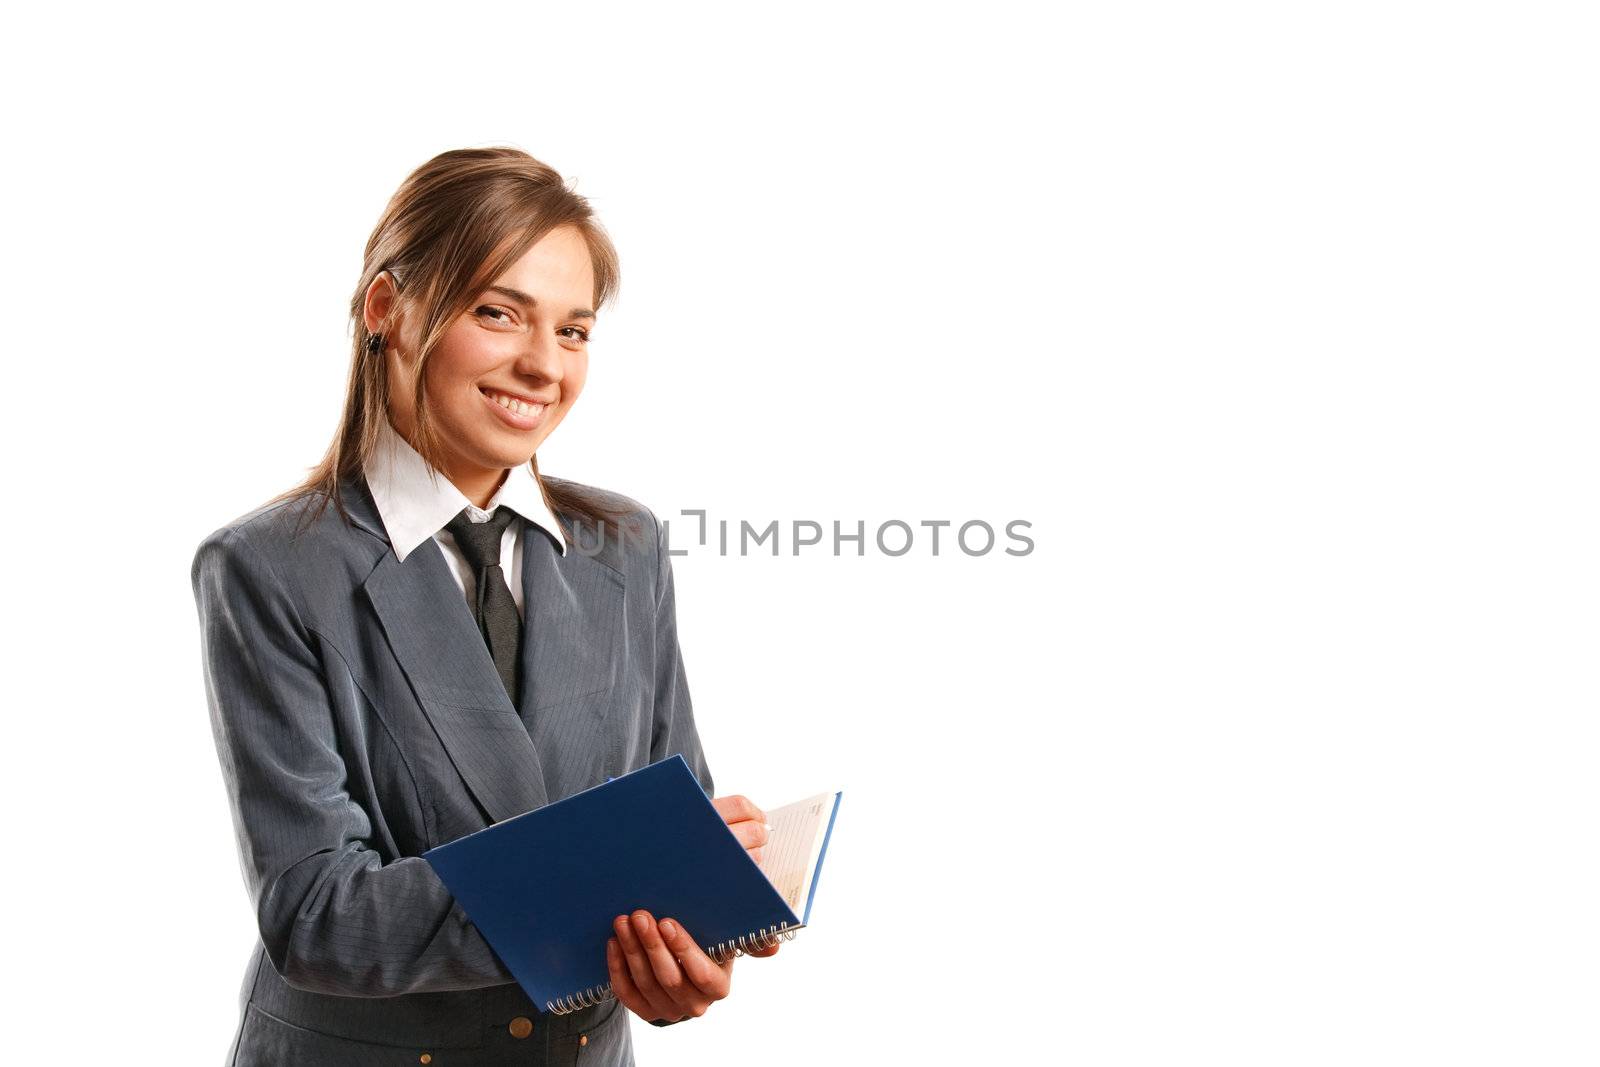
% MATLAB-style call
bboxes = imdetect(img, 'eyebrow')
[485,285,595,320]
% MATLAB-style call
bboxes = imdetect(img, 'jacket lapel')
[517,519,626,716]
[342,474,551,825]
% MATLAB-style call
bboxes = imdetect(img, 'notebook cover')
[423,753,801,1013]
[802,791,843,925]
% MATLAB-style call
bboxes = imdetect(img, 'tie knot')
[445,507,518,572]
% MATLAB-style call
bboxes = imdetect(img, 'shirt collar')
[363,416,568,562]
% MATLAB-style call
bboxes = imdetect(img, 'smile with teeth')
[482,387,546,416]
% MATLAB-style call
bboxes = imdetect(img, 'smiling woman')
[367,224,597,508]
[192,147,775,1067]
[276,148,627,534]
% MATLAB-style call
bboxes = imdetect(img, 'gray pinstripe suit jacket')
[191,471,714,1066]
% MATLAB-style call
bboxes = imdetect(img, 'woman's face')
[379,224,597,501]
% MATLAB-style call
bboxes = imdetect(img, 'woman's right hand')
[609,910,733,1022]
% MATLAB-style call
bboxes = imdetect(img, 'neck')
[451,466,508,510]
[385,408,508,510]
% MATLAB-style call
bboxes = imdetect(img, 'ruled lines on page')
[753,792,835,912]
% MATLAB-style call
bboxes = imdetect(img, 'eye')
[474,305,514,324]
[559,326,591,343]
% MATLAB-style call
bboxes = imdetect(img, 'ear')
[361,270,405,340]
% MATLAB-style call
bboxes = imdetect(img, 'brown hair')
[269,146,638,542]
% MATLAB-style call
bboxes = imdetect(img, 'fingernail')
[660,919,677,938]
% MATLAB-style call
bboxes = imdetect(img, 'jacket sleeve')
[192,526,515,998]
[647,508,714,798]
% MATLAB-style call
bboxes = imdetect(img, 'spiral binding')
[547,980,614,1016]
[705,921,798,964]
[544,921,800,1016]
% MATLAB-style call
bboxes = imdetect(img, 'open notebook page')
[752,792,838,919]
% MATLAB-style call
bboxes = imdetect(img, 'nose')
[513,329,565,383]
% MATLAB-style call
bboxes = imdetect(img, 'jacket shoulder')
[540,475,663,578]
[541,474,649,519]
[190,489,378,614]
[197,488,365,555]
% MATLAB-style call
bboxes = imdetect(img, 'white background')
[4,2,1596,1063]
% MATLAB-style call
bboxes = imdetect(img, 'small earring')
[367,332,384,356]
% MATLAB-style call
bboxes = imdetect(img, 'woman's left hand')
[608,910,734,1023]
[712,794,770,866]
[706,793,781,960]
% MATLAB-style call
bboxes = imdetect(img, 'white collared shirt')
[362,416,567,618]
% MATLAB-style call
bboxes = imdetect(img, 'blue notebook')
[423,753,842,1015]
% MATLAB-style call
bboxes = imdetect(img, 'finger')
[744,941,781,958]
[607,937,653,1020]
[633,910,712,1017]
[614,913,680,1021]
[657,917,732,1001]
[725,820,770,851]
[712,794,767,826]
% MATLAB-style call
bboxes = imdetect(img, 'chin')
[489,446,538,469]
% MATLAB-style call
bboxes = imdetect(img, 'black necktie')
[445,506,522,705]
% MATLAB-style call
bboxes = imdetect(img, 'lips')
[480,386,550,415]
[479,385,549,430]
